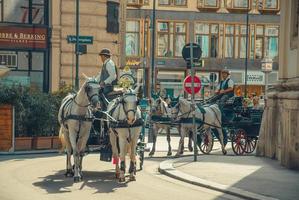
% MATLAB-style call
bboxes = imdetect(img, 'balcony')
[197,0,220,11]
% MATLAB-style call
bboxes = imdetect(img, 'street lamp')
[261,57,273,100]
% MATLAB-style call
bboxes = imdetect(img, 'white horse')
[150,97,193,156]
[107,88,142,182]
[171,98,227,156]
[58,77,101,182]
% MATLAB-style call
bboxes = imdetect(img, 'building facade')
[126,0,280,98]
[257,0,299,169]
[0,0,126,92]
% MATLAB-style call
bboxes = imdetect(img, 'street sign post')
[182,43,202,162]
[67,35,94,44]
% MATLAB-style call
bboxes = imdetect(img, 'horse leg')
[109,129,120,178]
[175,126,186,157]
[188,130,194,152]
[149,124,157,156]
[217,127,227,155]
[118,133,127,182]
[129,127,140,181]
[62,129,73,177]
[68,129,81,182]
[166,127,172,156]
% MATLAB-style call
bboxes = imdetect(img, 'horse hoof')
[222,150,227,155]
[188,147,194,152]
[149,152,154,157]
[74,176,81,183]
[119,177,126,183]
[65,170,74,177]
[129,176,136,181]
[174,154,181,158]
[167,152,172,156]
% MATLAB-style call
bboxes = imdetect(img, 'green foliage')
[0,83,72,137]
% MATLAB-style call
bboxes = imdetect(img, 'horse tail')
[59,127,66,153]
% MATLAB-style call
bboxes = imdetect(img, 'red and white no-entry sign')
[183,75,201,94]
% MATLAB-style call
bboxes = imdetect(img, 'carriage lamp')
[261,57,273,101]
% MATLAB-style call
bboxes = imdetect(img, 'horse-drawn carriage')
[58,74,147,182]
[148,94,263,156]
[197,96,263,155]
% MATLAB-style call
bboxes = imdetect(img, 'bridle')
[172,101,192,119]
[74,80,100,108]
[119,90,138,120]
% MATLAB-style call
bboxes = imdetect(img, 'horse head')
[120,88,139,125]
[82,74,101,110]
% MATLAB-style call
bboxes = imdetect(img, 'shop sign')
[0,26,48,49]
[246,71,265,85]
[126,59,141,67]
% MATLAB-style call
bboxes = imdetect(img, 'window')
[195,23,209,58]
[0,0,46,24]
[255,25,264,59]
[157,21,187,57]
[195,23,219,58]
[264,0,278,9]
[0,53,17,68]
[227,0,249,9]
[198,0,219,8]
[225,25,234,58]
[264,26,279,59]
[0,50,46,91]
[126,21,140,57]
[239,25,247,58]
[107,1,119,33]
[159,0,187,6]
[127,0,149,6]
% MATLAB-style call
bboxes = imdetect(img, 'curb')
[0,150,59,156]
[159,156,278,200]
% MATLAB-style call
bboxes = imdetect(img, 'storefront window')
[126,21,140,57]
[0,0,46,24]
[157,21,187,57]
[1,50,46,91]
[157,70,185,97]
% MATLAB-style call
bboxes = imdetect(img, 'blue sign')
[67,35,93,44]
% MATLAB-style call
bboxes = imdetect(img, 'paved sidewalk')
[159,153,299,200]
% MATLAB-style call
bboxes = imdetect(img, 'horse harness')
[60,95,94,135]
[109,93,143,143]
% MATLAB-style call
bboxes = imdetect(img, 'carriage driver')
[95,48,118,95]
[215,69,235,107]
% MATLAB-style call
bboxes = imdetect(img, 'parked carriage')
[197,96,263,155]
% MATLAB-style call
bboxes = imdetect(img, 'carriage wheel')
[231,129,246,155]
[244,137,257,154]
[198,131,214,154]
